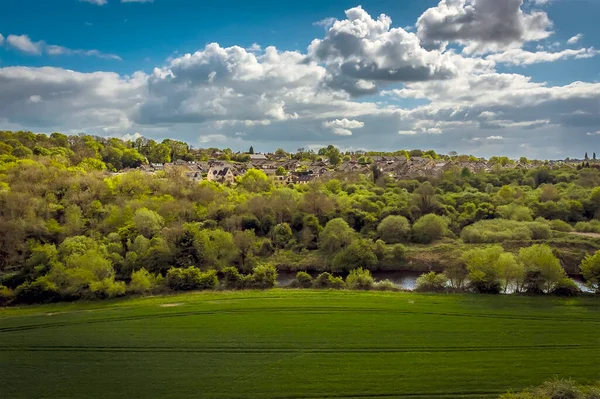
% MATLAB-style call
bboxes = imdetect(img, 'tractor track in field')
[1,306,599,333]
[0,343,596,354]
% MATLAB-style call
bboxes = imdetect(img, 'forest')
[1,130,600,305]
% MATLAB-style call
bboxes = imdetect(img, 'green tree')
[239,169,272,192]
[412,214,448,244]
[319,218,356,254]
[580,251,600,293]
[249,146,254,154]
[346,268,375,290]
[518,244,566,293]
[132,208,164,238]
[272,223,293,249]
[377,215,411,244]
[332,240,377,272]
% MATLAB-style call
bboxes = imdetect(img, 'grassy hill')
[1,290,599,398]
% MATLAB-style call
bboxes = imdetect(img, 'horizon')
[1,0,599,159]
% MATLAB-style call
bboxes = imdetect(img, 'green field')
[1,290,599,399]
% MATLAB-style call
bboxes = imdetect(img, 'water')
[276,270,594,293]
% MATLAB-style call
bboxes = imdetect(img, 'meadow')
[1,290,599,399]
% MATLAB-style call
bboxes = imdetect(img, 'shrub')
[312,272,346,289]
[412,215,448,244]
[496,204,533,222]
[128,268,163,294]
[244,263,277,289]
[166,267,218,291]
[580,251,600,293]
[373,280,397,291]
[331,240,377,272]
[518,244,566,293]
[529,222,552,239]
[377,215,411,243]
[219,267,244,290]
[14,277,61,304]
[549,219,574,232]
[461,219,552,244]
[551,278,580,297]
[499,378,590,399]
[346,268,375,290]
[294,271,313,288]
[90,279,127,299]
[415,272,447,292]
[0,285,14,306]
[575,220,600,233]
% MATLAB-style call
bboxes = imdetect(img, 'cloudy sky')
[1,0,599,158]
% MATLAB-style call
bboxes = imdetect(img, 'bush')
[245,264,278,289]
[415,272,447,292]
[219,267,245,290]
[373,280,397,291]
[580,251,600,293]
[461,219,552,244]
[312,272,346,289]
[575,220,600,233]
[499,378,595,399]
[551,278,580,297]
[294,271,313,288]
[90,279,127,299]
[549,219,574,232]
[377,215,411,243]
[0,285,14,306]
[128,268,163,294]
[346,268,375,290]
[14,277,61,304]
[331,240,378,272]
[412,215,448,244]
[166,267,218,291]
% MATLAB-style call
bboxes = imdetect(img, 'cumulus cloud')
[5,34,121,60]
[323,118,364,136]
[567,34,583,45]
[0,4,598,157]
[487,47,599,65]
[307,6,492,94]
[417,0,553,54]
[587,131,600,136]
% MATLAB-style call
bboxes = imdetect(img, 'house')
[249,153,268,161]
[207,164,236,184]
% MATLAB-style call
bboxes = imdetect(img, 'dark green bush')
[551,278,580,297]
[415,272,447,292]
[346,268,374,290]
[166,267,218,291]
[312,272,346,289]
[14,278,61,304]
[294,271,313,288]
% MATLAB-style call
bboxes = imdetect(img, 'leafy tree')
[272,223,293,249]
[239,169,272,192]
[332,240,377,272]
[415,272,447,292]
[294,271,313,288]
[249,146,254,155]
[463,246,506,294]
[412,214,447,243]
[580,251,600,293]
[319,218,356,254]
[128,268,163,294]
[346,268,375,290]
[518,244,566,293]
[377,215,411,244]
[132,208,164,238]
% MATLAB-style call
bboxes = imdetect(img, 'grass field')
[1,290,599,399]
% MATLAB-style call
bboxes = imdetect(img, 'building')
[207,164,236,184]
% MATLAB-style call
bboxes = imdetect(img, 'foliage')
[128,268,164,294]
[462,219,551,243]
[331,239,377,272]
[166,267,218,291]
[319,218,356,254]
[579,251,600,293]
[294,271,314,288]
[518,245,566,293]
[415,272,447,292]
[345,268,375,290]
[312,272,346,289]
[412,214,448,244]
[377,215,411,244]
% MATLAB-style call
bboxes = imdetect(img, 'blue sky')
[1,0,599,158]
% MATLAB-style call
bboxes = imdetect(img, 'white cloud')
[247,43,261,52]
[417,0,553,54]
[7,35,42,55]
[587,131,600,136]
[487,47,599,65]
[487,135,504,140]
[27,95,41,103]
[0,34,4,46]
[323,118,364,136]
[80,0,107,5]
[567,34,583,45]
[5,34,121,60]
[199,134,228,143]
[313,17,337,29]
[399,127,443,135]
[120,132,143,141]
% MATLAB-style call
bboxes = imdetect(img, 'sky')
[0,0,599,159]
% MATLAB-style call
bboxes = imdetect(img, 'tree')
[412,214,447,244]
[319,218,356,254]
[132,208,164,238]
[275,166,287,176]
[415,272,447,292]
[249,146,254,154]
[463,246,506,293]
[377,215,411,244]
[585,152,589,161]
[594,152,597,161]
[412,182,438,215]
[272,223,293,249]
[238,169,272,192]
[332,240,377,272]
[518,244,566,293]
[346,268,374,290]
[580,251,600,293]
